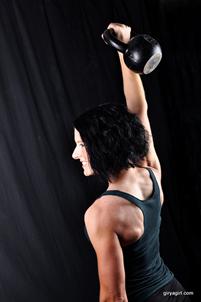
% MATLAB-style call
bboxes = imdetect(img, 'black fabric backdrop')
[0,0,200,301]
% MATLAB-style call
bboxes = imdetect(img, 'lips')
[81,161,88,167]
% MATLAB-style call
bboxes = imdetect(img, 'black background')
[0,0,200,301]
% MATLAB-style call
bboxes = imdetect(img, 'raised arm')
[107,23,162,178]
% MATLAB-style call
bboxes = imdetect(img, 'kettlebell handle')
[102,28,127,53]
[102,27,162,74]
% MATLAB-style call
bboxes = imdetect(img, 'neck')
[108,167,137,186]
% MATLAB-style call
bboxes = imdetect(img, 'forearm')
[118,52,147,114]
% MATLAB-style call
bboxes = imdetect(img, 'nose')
[72,146,79,160]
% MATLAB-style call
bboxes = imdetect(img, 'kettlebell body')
[102,29,162,74]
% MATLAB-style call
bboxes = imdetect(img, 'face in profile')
[72,129,94,176]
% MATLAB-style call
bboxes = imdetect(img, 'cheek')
[83,148,90,160]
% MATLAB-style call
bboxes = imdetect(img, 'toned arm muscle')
[118,52,161,176]
[104,23,161,178]
[84,206,128,302]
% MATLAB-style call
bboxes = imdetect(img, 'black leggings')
[146,277,192,301]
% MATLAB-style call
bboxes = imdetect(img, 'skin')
[72,23,164,302]
[72,128,94,176]
[72,128,163,302]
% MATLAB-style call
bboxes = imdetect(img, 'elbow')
[135,102,148,117]
[139,101,148,115]
[100,282,128,302]
[100,293,128,302]
[114,298,127,302]
[101,298,127,302]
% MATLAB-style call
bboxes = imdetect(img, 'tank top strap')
[144,167,160,196]
[101,167,160,205]
[101,190,144,211]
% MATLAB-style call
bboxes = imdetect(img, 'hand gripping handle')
[102,28,127,53]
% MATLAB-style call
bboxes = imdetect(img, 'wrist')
[118,53,134,74]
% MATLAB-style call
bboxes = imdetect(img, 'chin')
[83,169,94,176]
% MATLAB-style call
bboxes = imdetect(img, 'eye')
[76,143,85,147]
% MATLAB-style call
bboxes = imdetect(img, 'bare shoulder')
[84,196,122,247]
[84,196,119,231]
[85,194,144,247]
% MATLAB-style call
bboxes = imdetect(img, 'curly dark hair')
[73,103,149,182]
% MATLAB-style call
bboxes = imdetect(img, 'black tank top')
[84,167,174,302]
[102,168,173,302]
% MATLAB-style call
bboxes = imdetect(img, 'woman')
[72,23,190,302]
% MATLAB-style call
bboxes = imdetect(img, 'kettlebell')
[102,28,162,74]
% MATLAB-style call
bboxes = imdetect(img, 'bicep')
[95,233,126,294]
[85,210,126,299]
